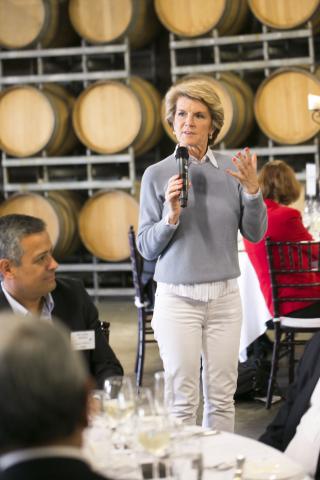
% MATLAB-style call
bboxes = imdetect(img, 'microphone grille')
[175,146,189,159]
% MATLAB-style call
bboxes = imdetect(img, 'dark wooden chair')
[128,225,157,387]
[99,321,110,344]
[265,237,320,408]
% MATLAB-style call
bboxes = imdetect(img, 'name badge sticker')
[71,330,95,350]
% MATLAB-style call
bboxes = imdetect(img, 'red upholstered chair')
[265,237,320,408]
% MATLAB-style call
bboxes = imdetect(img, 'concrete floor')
[97,299,283,440]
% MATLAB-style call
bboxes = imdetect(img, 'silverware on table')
[205,461,235,471]
[233,454,246,480]
[192,429,221,438]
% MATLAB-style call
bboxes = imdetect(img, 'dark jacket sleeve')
[53,277,123,389]
[259,375,300,451]
[259,333,320,451]
[81,287,124,388]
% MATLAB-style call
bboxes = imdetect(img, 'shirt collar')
[0,446,84,472]
[174,145,218,168]
[1,282,54,320]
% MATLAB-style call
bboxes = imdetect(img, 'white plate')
[244,458,304,480]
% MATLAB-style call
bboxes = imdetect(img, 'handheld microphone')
[175,145,189,208]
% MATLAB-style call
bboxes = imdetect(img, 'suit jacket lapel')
[51,287,68,325]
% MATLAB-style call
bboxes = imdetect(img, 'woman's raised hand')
[165,174,183,224]
[226,147,259,195]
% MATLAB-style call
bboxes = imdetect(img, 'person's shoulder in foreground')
[0,457,111,480]
[259,332,320,451]
[0,313,115,480]
[259,332,320,479]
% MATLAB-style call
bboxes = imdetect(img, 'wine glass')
[87,389,111,432]
[103,376,135,429]
[154,370,173,417]
[135,387,171,478]
[154,370,182,437]
[137,415,171,458]
[135,386,156,418]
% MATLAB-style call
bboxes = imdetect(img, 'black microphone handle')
[179,156,189,208]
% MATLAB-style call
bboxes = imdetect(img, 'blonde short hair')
[259,160,301,205]
[165,76,224,145]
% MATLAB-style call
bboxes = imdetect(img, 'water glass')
[171,437,203,480]
[154,370,173,416]
[88,389,104,419]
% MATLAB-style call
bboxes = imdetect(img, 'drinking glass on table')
[135,387,171,478]
[154,370,182,435]
[87,389,110,430]
[171,437,203,480]
[154,371,170,416]
[103,376,135,429]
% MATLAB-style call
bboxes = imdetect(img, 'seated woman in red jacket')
[244,159,320,318]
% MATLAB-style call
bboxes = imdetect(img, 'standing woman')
[137,77,267,431]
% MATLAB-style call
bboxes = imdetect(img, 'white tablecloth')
[83,422,307,480]
[238,251,271,362]
[201,430,306,480]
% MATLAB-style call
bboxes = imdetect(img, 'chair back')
[265,237,320,318]
[128,225,144,306]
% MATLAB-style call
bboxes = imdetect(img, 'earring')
[209,133,213,139]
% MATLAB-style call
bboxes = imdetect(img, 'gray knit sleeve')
[239,188,267,242]
[137,165,178,260]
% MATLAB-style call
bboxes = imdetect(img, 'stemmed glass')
[154,370,173,417]
[103,376,135,446]
[135,387,171,478]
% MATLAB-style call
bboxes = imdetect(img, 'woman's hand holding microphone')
[165,174,183,225]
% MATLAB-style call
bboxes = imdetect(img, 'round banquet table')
[83,421,307,480]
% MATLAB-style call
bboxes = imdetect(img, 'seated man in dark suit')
[0,313,113,480]
[0,214,123,388]
[260,331,320,479]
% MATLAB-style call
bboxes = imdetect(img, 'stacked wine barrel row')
[154,0,320,37]
[0,78,163,158]
[0,190,139,262]
[1,68,320,160]
[2,0,318,49]
[161,68,320,147]
[0,0,160,49]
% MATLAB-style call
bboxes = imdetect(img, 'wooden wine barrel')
[161,73,254,148]
[73,80,142,154]
[0,84,78,157]
[130,77,163,157]
[154,0,248,37]
[248,0,320,30]
[0,0,77,49]
[69,0,160,49]
[47,191,83,259]
[43,83,79,156]
[79,190,139,262]
[0,191,82,258]
[254,68,320,144]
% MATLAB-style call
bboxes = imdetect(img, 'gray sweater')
[137,151,267,284]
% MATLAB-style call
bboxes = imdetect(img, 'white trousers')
[152,288,242,432]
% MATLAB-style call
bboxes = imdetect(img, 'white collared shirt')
[1,282,54,321]
[0,446,85,472]
[174,144,218,168]
[285,377,320,477]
